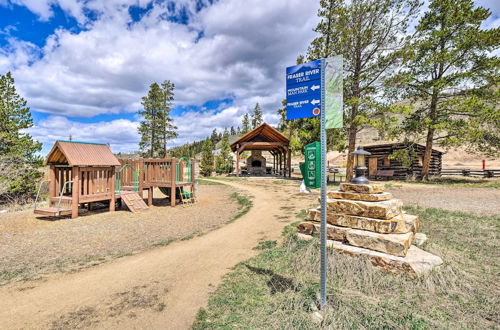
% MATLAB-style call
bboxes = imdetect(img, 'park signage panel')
[286,60,322,120]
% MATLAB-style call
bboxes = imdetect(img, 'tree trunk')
[421,128,435,181]
[422,88,439,181]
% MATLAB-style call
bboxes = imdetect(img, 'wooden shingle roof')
[45,140,121,166]
[230,123,289,152]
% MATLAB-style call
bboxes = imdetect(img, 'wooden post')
[138,160,144,197]
[288,148,292,178]
[171,158,177,207]
[191,158,196,199]
[49,166,56,206]
[283,150,287,177]
[148,187,153,206]
[110,168,116,212]
[71,166,79,219]
[236,144,240,177]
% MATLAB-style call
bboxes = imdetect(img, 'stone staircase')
[297,182,442,274]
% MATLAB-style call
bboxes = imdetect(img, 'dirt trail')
[0,179,303,330]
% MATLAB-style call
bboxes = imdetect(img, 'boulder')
[297,222,350,241]
[328,190,393,201]
[327,198,403,219]
[414,233,428,246]
[307,208,419,234]
[297,222,414,256]
[340,183,385,194]
[346,229,414,257]
[296,234,443,275]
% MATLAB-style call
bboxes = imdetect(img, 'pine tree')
[200,139,214,177]
[251,103,263,128]
[230,126,236,135]
[387,0,499,180]
[307,0,420,181]
[210,128,219,146]
[241,113,250,134]
[0,72,42,201]
[138,80,178,158]
[215,131,233,174]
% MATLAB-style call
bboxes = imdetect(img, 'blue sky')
[0,0,498,154]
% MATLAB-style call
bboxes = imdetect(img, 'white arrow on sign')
[311,85,320,91]
[311,99,320,105]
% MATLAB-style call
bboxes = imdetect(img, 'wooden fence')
[441,168,500,178]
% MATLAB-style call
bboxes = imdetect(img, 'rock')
[325,240,443,275]
[346,229,414,257]
[414,233,428,246]
[0,210,7,214]
[311,311,324,324]
[307,208,419,234]
[340,183,384,194]
[297,222,414,256]
[327,198,403,219]
[297,222,350,241]
[328,190,393,201]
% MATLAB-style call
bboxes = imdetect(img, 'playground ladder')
[120,192,149,213]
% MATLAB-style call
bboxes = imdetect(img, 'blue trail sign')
[286,60,322,120]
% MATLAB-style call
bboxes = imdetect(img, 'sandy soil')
[0,178,317,330]
[0,185,240,284]
[386,183,500,215]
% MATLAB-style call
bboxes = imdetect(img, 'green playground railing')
[115,163,139,194]
[176,158,193,184]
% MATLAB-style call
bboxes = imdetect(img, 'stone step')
[297,222,414,257]
[297,233,443,275]
[307,208,419,234]
[340,183,384,194]
[328,190,393,201]
[327,198,403,219]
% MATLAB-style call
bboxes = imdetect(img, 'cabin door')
[368,157,378,176]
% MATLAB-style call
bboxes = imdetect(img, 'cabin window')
[418,155,423,166]
[383,157,390,166]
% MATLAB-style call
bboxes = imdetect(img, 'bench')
[375,169,394,180]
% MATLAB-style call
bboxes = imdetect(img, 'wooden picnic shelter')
[230,123,291,177]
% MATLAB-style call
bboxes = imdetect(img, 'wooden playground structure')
[34,140,196,219]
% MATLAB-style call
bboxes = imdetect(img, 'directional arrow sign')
[286,60,322,120]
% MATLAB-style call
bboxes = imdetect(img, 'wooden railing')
[79,167,114,202]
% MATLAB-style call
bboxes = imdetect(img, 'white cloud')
[4,0,319,151]
[29,116,140,153]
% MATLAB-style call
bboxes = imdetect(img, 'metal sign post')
[286,56,342,311]
[319,59,328,309]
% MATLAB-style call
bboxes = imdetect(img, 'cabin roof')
[45,140,121,166]
[363,142,444,154]
[230,123,290,152]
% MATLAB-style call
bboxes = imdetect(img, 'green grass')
[229,191,253,221]
[151,239,174,247]
[253,240,278,250]
[194,207,499,329]
[403,176,500,188]
[197,179,224,185]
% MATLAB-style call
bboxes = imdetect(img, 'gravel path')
[0,184,240,283]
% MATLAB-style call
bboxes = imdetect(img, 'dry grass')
[0,184,242,285]
[194,207,499,329]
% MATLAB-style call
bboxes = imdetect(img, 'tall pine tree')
[215,131,232,174]
[0,72,42,201]
[307,0,419,180]
[387,0,499,179]
[241,113,250,134]
[251,103,263,128]
[138,80,178,158]
[200,139,215,177]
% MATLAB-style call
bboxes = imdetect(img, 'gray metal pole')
[319,59,328,309]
